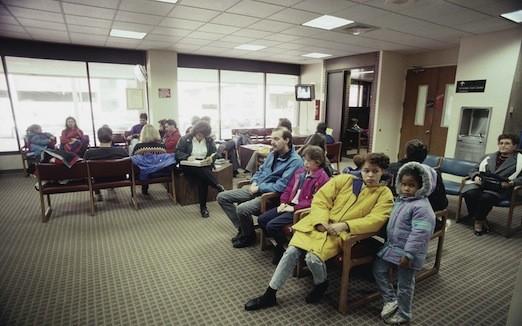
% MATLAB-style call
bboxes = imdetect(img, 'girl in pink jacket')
[258,145,330,265]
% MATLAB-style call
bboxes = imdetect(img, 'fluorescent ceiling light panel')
[302,15,354,30]
[110,29,146,39]
[500,10,522,23]
[302,52,332,59]
[155,0,178,3]
[235,44,266,51]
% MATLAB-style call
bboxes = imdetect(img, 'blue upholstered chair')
[439,157,478,196]
[423,154,442,169]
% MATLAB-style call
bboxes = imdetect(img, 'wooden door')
[326,71,346,142]
[399,66,456,158]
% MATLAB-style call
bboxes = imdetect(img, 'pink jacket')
[280,167,330,211]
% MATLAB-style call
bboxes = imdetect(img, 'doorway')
[399,66,457,158]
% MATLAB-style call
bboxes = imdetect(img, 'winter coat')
[279,167,330,211]
[175,134,216,161]
[251,148,303,194]
[163,129,181,153]
[25,132,56,156]
[377,162,437,270]
[289,174,393,261]
[131,153,176,180]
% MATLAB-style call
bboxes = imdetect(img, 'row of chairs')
[35,158,176,222]
[423,154,521,237]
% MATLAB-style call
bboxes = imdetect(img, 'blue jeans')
[373,257,416,321]
[258,207,293,248]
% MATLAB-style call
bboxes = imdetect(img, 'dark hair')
[139,113,148,120]
[278,118,292,132]
[498,133,519,146]
[306,133,326,151]
[353,154,364,169]
[158,119,167,125]
[27,124,42,134]
[400,168,423,189]
[273,127,293,147]
[303,145,326,166]
[405,139,428,163]
[191,121,212,137]
[165,119,177,129]
[65,116,77,129]
[316,122,327,134]
[97,126,113,143]
[364,152,390,170]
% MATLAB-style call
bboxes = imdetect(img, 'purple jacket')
[279,167,330,211]
[377,162,437,270]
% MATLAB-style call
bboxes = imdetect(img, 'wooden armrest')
[260,192,279,201]
[293,208,311,223]
[237,180,252,188]
[342,232,379,252]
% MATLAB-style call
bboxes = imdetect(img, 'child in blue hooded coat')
[373,162,436,324]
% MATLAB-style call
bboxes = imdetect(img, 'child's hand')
[282,205,294,213]
[276,203,286,213]
[399,256,411,268]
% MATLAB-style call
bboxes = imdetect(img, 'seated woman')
[163,119,181,153]
[461,133,522,236]
[244,153,394,310]
[312,122,335,144]
[132,124,167,195]
[258,145,330,265]
[60,117,89,156]
[176,121,224,218]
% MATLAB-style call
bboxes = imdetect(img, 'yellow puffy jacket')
[289,174,393,261]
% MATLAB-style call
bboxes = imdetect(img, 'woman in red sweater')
[60,117,89,156]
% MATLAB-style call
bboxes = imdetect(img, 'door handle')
[425,130,430,134]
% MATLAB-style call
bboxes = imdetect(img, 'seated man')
[84,125,128,201]
[217,128,303,248]
[127,113,148,141]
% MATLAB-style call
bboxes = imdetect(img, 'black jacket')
[175,135,217,161]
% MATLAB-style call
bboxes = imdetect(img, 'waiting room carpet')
[0,173,521,325]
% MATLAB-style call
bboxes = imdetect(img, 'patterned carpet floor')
[0,173,521,325]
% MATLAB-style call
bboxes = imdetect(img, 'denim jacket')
[251,148,303,194]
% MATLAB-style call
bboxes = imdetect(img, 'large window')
[0,63,18,151]
[177,68,299,139]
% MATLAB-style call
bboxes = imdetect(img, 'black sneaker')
[233,233,256,248]
[216,184,225,193]
[231,230,242,243]
[305,280,329,304]
[200,207,210,218]
[244,294,277,311]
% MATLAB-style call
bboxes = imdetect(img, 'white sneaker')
[381,301,398,319]
[385,312,410,325]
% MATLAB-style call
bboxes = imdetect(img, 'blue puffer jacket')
[251,148,303,194]
[131,153,176,181]
[377,162,436,270]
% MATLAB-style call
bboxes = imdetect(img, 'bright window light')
[500,10,522,23]
[155,0,178,3]
[234,44,266,51]
[302,15,354,30]
[302,52,332,59]
[110,29,146,39]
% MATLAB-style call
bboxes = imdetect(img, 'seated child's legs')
[257,207,279,230]
[266,212,294,246]
[269,246,304,290]
[396,266,415,321]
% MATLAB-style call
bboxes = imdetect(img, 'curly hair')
[191,121,212,138]
[364,152,390,170]
[498,133,519,146]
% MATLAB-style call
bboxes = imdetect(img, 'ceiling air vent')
[336,23,378,35]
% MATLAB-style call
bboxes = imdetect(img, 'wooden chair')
[237,179,280,249]
[294,208,448,314]
[86,158,137,215]
[35,161,90,222]
[326,142,342,171]
[132,165,177,205]
[20,144,31,177]
[112,133,128,148]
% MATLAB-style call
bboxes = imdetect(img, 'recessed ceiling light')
[302,52,332,59]
[155,0,178,3]
[110,29,146,39]
[234,44,266,51]
[302,15,353,30]
[501,9,522,23]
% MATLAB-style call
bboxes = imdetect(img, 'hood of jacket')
[396,161,437,199]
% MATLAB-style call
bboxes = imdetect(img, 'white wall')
[299,62,324,135]
[146,50,178,124]
[0,154,23,170]
[445,28,522,158]
[405,47,459,68]
[373,51,407,160]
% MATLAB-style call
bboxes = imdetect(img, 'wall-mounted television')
[295,84,315,101]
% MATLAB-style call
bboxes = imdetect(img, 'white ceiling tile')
[280,26,324,37]
[456,17,519,34]
[334,4,388,25]
[144,33,184,42]
[26,28,69,39]
[187,31,224,40]
[18,18,66,31]
[63,0,120,9]
[62,3,116,20]
[178,0,240,11]
[8,6,64,23]
[0,30,31,39]
[112,21,154,33]
[207,40,241,48]
[232,28,272,38]
[255,0,302,6]
[160,17,205,30]
[262,33,300,42]
[119,0,175,16]
[171,44,201,52]
[4,0,61,12]
[211,12,259,27]
[470,0,521,16]
[256,47,287,54]
[173,42,204,49]
[268,8,319,25]
[115,11,164,25]
[251,39,279,47]
[0,15,19,25]
[227,0,284,18]
[275,42,302,50]
[68,24,109,36]
[138,40,172,49]
[169,5,220,22]
[151,27,193,37]
[248,19,294,32]
[0,24,25,33]
[176,37,212,46]
[220,35,254,43]
[365,29,448,49]
[69,32,107,44]
[106,37,142,48]
[65,15,112,28]
[197,23,239,34]
[292,0,356,14]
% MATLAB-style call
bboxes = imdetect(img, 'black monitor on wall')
[295,84,315,101]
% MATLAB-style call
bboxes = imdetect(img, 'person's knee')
[265,220,280,234]
[304,252,323,267]
[216,191,229,204]
[236,204,253,219]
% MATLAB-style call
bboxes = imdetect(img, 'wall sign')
[158,88,171,98]
[456,80,486,93]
